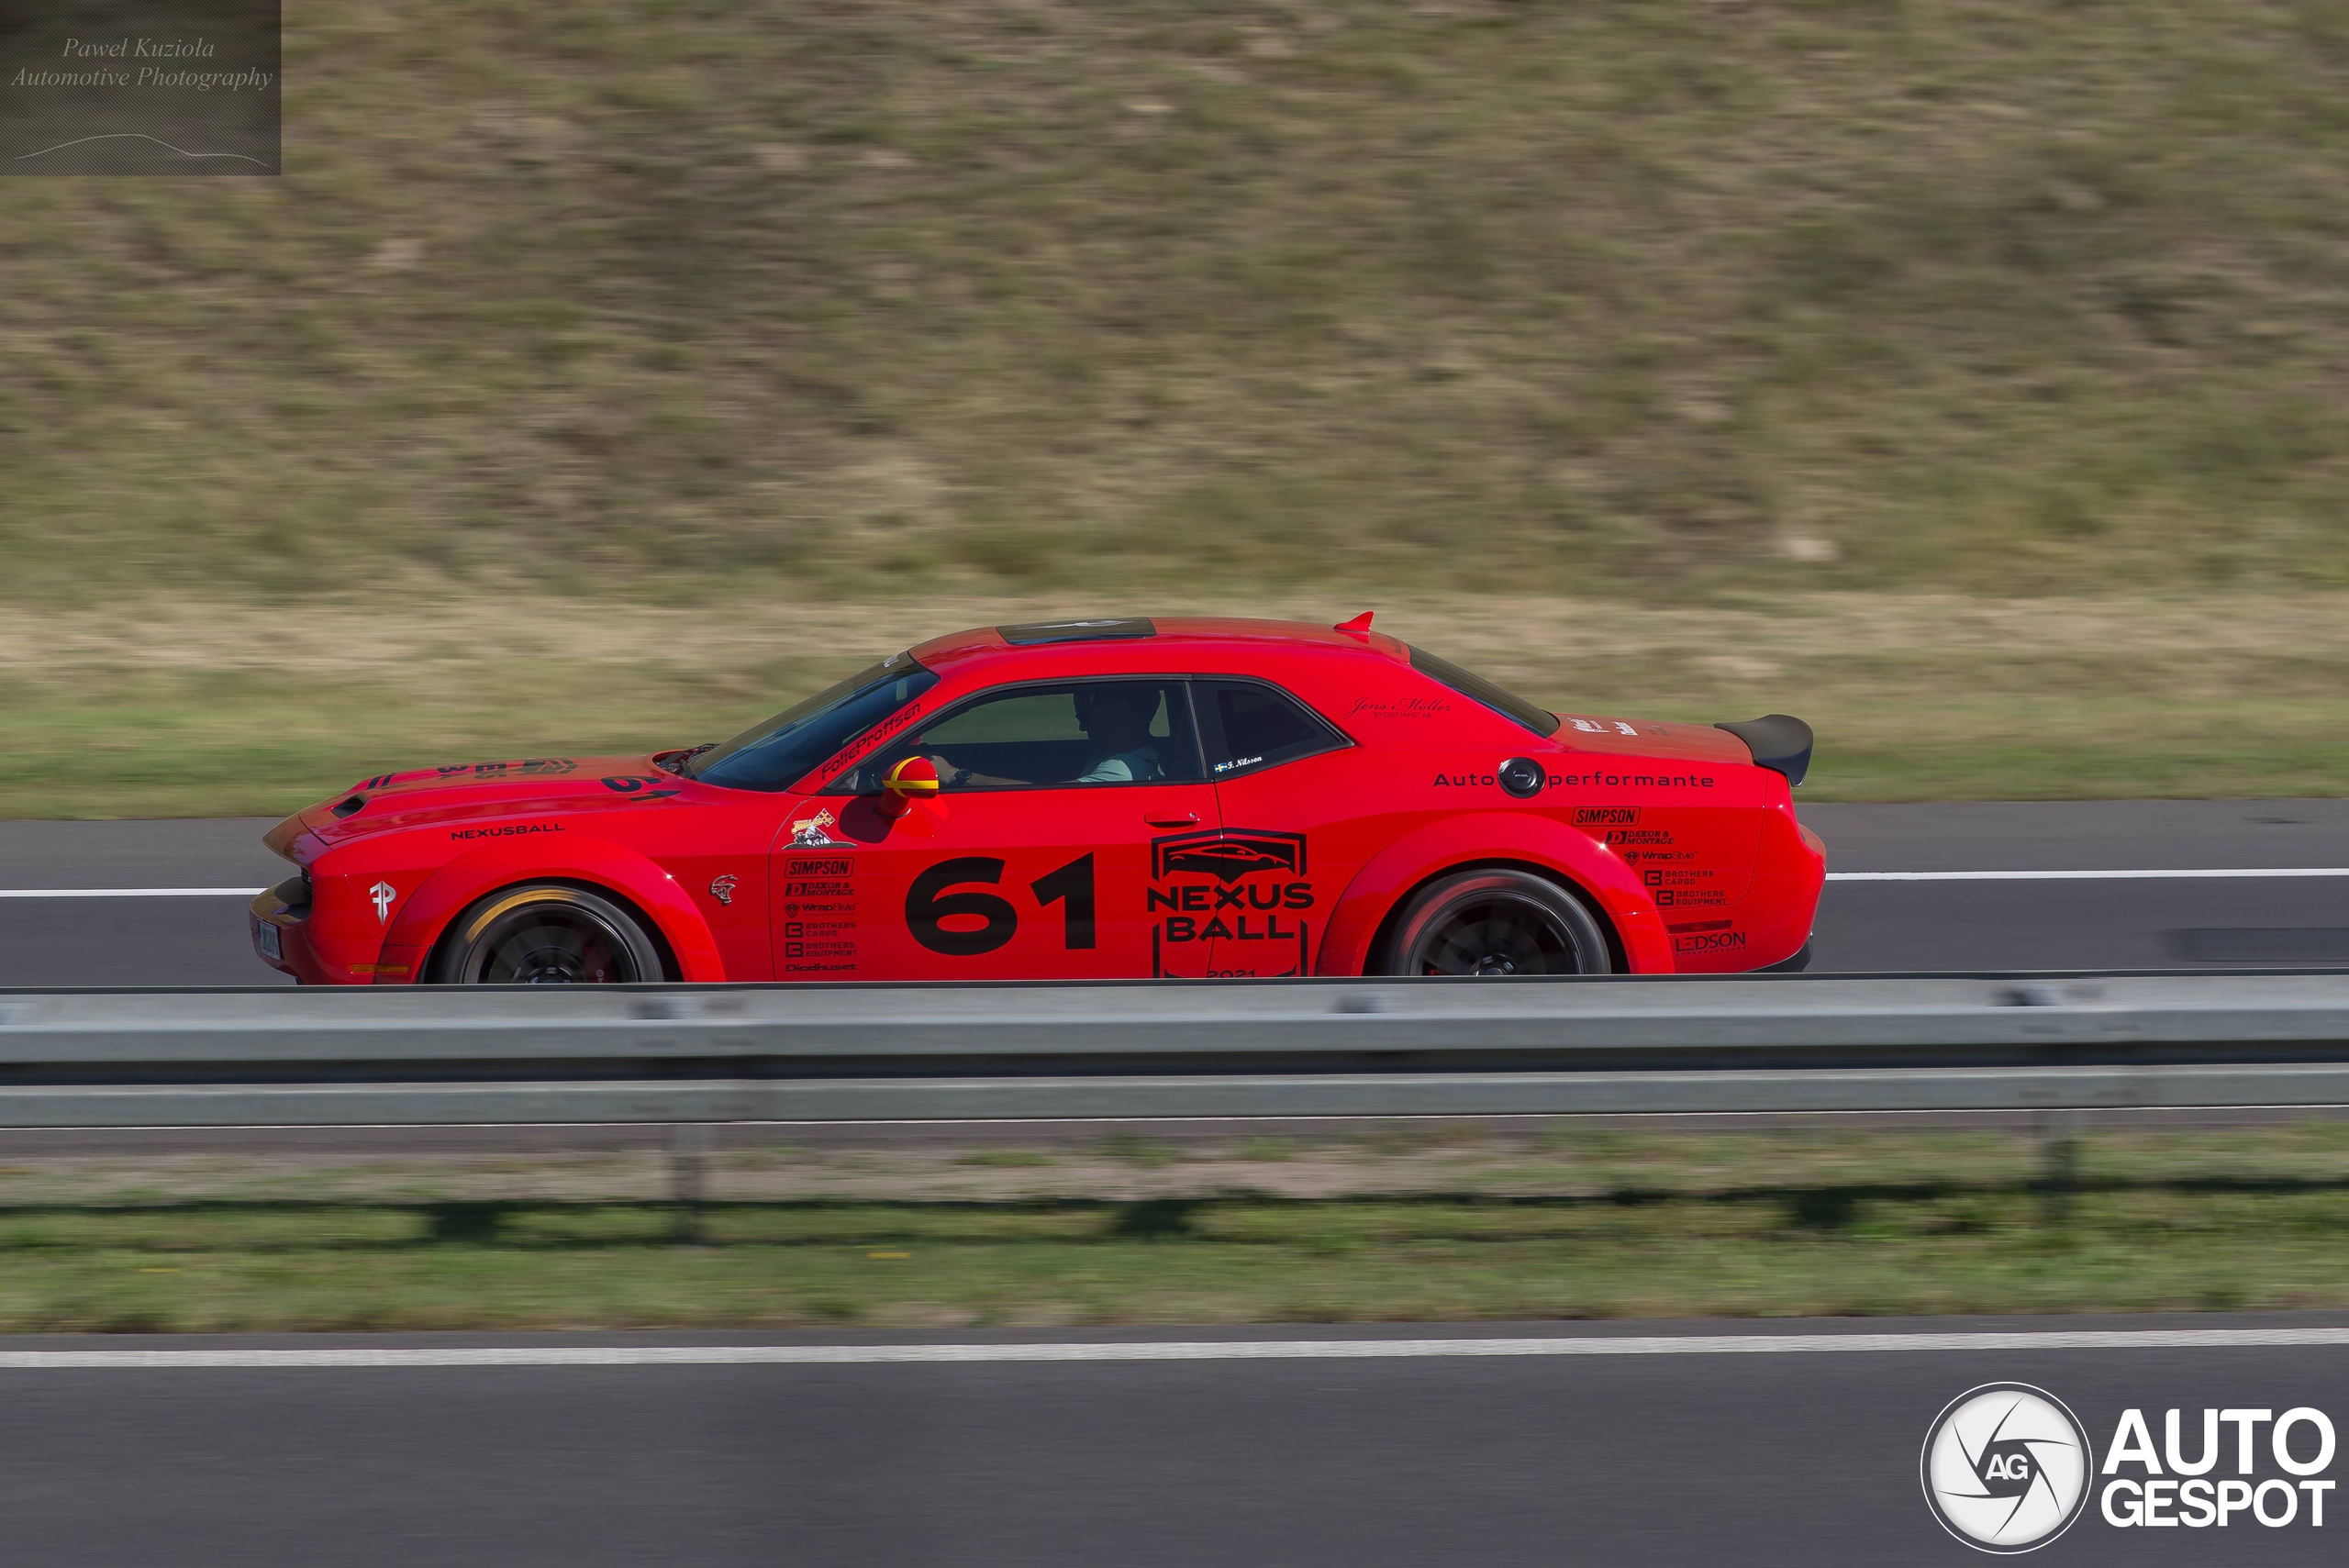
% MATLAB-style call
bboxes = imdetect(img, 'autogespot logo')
[1921,1384,2095,1552]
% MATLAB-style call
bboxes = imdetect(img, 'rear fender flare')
[388,840,724,981]
[1316,813,1672,975]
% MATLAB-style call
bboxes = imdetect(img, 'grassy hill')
[8,0,2349,606]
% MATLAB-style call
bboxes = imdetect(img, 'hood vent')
[330,795,367,818]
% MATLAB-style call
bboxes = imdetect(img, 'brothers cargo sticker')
[1644,863,1728,907]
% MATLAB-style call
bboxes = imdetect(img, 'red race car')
[252,616,1825,985]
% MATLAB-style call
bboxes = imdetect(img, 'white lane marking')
[2,1329,2349,1368]
[1829,868,2349,882]
[0,889,265,899]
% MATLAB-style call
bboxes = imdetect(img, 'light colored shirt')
[1078,745,1162,784]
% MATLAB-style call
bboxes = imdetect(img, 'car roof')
[908,617,1408,671]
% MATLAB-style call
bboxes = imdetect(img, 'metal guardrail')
[0,972,2346,1127]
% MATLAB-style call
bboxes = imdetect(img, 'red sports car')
[252,616,1825,984]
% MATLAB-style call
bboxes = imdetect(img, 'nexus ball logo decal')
[1921,1384,2094,1552]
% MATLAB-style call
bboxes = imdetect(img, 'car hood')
[269,754,690,856]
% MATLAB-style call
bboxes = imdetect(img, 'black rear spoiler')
[1715,715,1813,786]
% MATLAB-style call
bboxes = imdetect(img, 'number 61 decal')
[907,854,1096,955]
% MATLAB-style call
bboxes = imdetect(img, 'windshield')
[690,654,941,793]
[1406,645,1561,738]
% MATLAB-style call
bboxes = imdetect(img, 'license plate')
[254,917,282,962]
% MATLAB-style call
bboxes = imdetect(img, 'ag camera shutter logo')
[1921,1384,2094,1552]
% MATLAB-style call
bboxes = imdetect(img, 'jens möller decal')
[1921,1383,2094,1552]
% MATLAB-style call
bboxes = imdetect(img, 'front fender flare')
[1316,813,1672,975]
[388,839,725,982]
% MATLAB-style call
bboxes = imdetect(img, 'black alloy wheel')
[433,884,662,984]
[1378,869,1612,976]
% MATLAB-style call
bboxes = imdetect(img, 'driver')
[917,685,1166,789]
[1073,686,1164,783]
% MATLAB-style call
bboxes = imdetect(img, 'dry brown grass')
[9,1,2349,605]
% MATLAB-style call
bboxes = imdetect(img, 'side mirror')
[877,755,941,819]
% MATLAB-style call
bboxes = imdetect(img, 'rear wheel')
[1376,869,1612,976]
[432,884,662,984]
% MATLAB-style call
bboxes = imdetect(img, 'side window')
[829,680,1205,793]
[1195,680,1348,778]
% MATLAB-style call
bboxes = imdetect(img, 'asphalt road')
[3,1316,2346,1565]
[0,800,2345,985]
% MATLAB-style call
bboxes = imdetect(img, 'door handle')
[1145,812,1200,828]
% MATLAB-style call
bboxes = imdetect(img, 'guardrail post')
[668,1123,710,1244]
[2035,1108,2078,1221]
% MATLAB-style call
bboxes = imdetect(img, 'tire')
[1375,869,1613,977]
[431,884,663,984]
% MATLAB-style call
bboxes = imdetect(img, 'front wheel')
[431,884,663,984]
[1375,869,1612,976]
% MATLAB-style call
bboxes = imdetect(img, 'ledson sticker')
[2,0,279,174]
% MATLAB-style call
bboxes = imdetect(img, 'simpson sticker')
[1148,828,1312,978]
[1575,807,1640,828]
[786,858,854,877]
